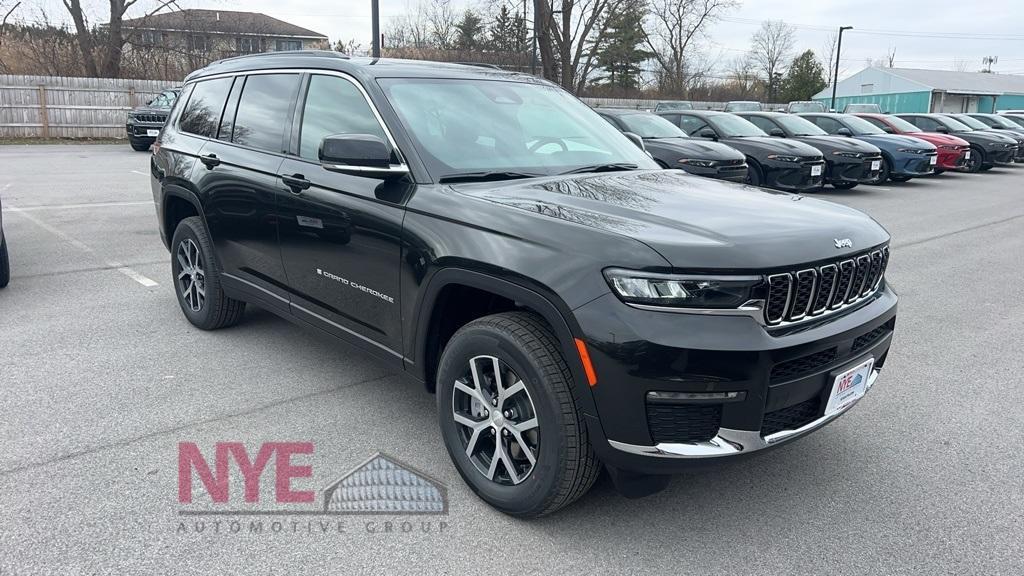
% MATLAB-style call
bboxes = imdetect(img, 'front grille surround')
[764,247,889,327]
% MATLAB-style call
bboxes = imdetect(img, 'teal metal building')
[814,67,1024,113]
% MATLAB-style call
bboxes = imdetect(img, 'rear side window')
[298,74,387,161]
[232,74,301,152]
[179,77,233,138]
[809,116,844,134]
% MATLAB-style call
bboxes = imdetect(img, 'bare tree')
[727,53,759,99]
[533,0,625,92]
[953,58,970,72]
[820,32,837,87]
[428,0,458,49]
[749,19,795,102]
[643,0,736,96]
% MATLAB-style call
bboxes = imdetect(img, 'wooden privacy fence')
[0,75,177,139]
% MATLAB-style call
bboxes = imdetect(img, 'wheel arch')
[161,185,207,251]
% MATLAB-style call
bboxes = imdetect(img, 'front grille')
[851,324,891,355]
[133,114,167,123]
[770,347,838,382]
[761,397,821,436]
[647,402,722,444]
[720,159,746,166]
[764,247,889,325]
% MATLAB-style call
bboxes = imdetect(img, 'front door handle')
[199,153,220,169]
[282,173,311,193]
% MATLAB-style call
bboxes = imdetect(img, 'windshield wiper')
[438,171,543,183]
[559,163,638,175]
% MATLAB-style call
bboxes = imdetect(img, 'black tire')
[170,216,245,330]
[436,311,600,518]
[980,164,993,172]
[130,140,151,152]
[0,236,9,288]
[963,147,984,173]
[744,160,763,187]
[889,174,912,182]
[831,181,858,190]
[869,156,891,185]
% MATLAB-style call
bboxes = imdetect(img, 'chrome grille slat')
[763,248,889,327]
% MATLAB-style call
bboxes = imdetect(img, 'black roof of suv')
[154,51,898,518]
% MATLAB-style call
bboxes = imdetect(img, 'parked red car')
[854,113,971,172]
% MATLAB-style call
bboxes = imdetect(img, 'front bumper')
[126,122,164,140]
[987,145,1017,164]
[892,153,937,176]
[765,159,826,191]
[828,155,882,184]
[574,283,897,475]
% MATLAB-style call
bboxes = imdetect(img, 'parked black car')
[658,110,826,190]
[152,52,897,517]
[597,109,748,182]
[896,113,1018,169]
[126,88,180,151]
[947,113,1024,162]
[736,112,882,190]
[966,113,1024,136]
[0,196,8,288]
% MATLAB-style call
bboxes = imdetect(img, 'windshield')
[936,116,973,132]
[655,102,692,111]
[707,114,767,137]
[725,102,761,112]
[845,104,881,113]
[378,78,655,179]
[882,115,921,133]
[774,115,827,136]
[618,114,688,138]
[952,115,988,130]
[986,115,1020,128]
[787,102,825,113]
[150,90,178,109]
[841,115,885,135]
[1003,115,1024,128]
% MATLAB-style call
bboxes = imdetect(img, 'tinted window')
[808,116,844,134]
[179,77,233,138]
[299,75,387,161]
[774,115,827,136]
[706,114,766,137]
[677,115,710,135]
[617,114,687,138]
[744,116,778,134]
[232,74,301,152]
[150,90,177,109]
[217,78,243,142]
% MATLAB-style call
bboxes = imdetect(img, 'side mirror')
[623,132,646,151]
[320,134,408,179]
[698,129,718,141]
[146,99,153,105]
[836,127,853,137]
[934,126,949,134]
[769,128,785,137]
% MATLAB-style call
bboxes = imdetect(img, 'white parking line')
[8,204,160,288]
[130,170,148,176]
[13,201,152,211]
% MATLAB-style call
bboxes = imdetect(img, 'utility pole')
[530,0,539,75]
[371,0,380,58]
[831,26,853,112]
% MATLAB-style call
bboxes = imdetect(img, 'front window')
[706,114,767,137]
[839,115,885,135]
[617,114,687,139]
[985,115,1019,128]
[953,115,988,130]
[773,115,827,136]
[378,78,656,180]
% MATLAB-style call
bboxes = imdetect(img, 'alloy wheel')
[452,355,540,486]
[176,238,206,312]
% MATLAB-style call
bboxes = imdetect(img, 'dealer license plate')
[146,129,160,137]
[965,151,971,159]
[811,165,822,176]
[870,160,881,170]
[824,358,874,417]
[929,155,937,165]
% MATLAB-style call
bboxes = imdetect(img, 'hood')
[955,130,1018,144]
[904,132,969,147]
[645,138,745,160]
[796,135,882,155]
[130,105,171,115]
[451,170,888,270]
[854,133,936,150]
[720,136,823,158]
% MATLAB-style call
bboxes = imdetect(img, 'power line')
[717,16,1024,41]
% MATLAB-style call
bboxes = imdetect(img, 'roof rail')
[452,62,504,70]
[210,50,350,66]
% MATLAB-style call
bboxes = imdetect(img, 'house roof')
[121,9,327,40]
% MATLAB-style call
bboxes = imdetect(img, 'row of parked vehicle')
[595,105,1024,192]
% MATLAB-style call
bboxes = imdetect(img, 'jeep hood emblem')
[834,238,853,249]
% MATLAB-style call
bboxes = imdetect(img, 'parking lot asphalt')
[1,144,1022,575]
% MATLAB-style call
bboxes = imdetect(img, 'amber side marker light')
[574,338,598,387]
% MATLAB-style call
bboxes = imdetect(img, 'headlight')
[766,154,801,162]
[603,268,762,309]
[678,159,715,168]
[938,144,958,150]
[831,151,862,158]
[897,148,929,153]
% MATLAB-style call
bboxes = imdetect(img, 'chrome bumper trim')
[608,369,879,459]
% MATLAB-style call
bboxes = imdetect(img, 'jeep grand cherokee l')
[126,88,179,151]
[151,52,898,517]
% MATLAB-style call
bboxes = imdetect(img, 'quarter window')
[298,75,388,161]
[231,74,301,152]
[179,77,233,138]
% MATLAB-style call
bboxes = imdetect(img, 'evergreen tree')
[489,5,528,53]
[454,9,485,50]
[594,3,652,91]
[781,50,827,101]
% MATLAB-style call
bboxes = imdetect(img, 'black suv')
[126,88,179,151]
[152,52,898,517]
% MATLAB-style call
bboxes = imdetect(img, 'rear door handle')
[199,153,221,168]
[281,173,311,193]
